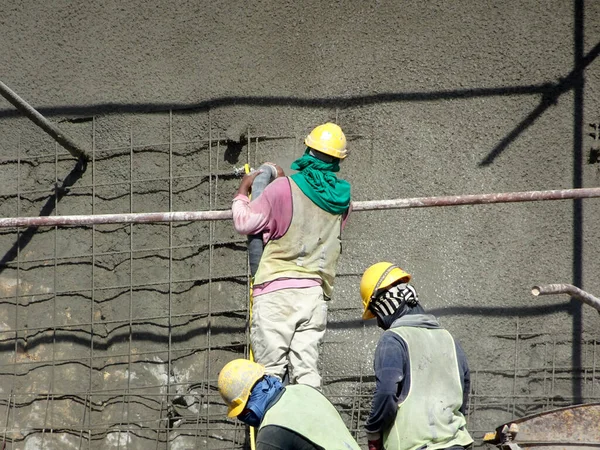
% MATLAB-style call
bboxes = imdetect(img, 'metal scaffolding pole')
[0,186,599,228]
[532,284,600,313]
[0,80,90,161]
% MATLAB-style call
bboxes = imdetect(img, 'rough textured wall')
[1,1,600,449]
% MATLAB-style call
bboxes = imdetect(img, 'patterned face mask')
[370,283,419,317]
[236,375,283,428]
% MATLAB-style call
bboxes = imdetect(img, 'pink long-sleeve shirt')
[232,177,350,296]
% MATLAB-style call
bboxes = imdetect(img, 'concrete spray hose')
[246,162,278,450]
[247,163,279,277]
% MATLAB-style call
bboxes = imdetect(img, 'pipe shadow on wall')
[0,301,574,357]
[0,37,596,171]
[0,156,87,274]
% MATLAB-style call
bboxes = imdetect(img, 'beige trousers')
[250,286,327,388]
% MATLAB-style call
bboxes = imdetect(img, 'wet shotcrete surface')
[1,1,600,448]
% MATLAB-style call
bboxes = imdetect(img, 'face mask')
[238,409,261,428]
[237,375,283,427]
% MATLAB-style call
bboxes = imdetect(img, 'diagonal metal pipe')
[0,80,90,161]
[532,284,600,313]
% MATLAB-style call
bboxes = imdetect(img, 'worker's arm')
[454,339,470,415]
[365,332,408,448]
[232,177,293,238]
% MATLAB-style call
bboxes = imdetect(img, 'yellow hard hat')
[360,262,412,320]
[218,359,265,418]
[304,123,348,159]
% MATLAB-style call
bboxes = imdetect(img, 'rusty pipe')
[351,187,600,211]
[532,284,600,312]
[0,186,600,228]
[0,80,90,161]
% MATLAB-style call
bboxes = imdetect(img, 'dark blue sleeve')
[364,331,409,435]
[454,339,470,415]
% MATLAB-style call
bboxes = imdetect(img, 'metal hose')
[248,164,278,277]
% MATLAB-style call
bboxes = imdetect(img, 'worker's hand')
[236,170,262,197]
[264,162,285,178]
[367,438,383,450]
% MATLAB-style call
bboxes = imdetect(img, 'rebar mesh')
[0,111,599,449]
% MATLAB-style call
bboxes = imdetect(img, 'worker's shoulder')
[282,384,329,402]
[375,329,409,355]
[284,383,323,395]
[263,176,291,197]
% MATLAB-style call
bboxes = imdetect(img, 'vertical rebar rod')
[10,135,22,437]
[87,116,97,450]
[117,127,135,450]
[4,135,21,448]
[471,369,478,429]
[206,110,213,445]
[166,112,174,450]
[511,318,519,417]
[593,340,597,397]
[584,338,589,397]
[193,380,203,447]
[41,142,61,445]
[543,340,549,409]
[0,80,90,160]
[77,391,89,449]
[246,126,251,170]
[2,389,11,448]
[155,395,164,450]
[355,356,365,438]
[551,336,557,407]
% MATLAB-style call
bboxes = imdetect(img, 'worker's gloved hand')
[264,162,285,178]
[367,438,383,450]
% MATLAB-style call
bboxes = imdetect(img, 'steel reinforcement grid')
[0,111,599,449]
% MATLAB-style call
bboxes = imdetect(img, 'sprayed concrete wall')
[1,1,600,448]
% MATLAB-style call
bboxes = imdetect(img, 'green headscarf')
[289,149,351,215]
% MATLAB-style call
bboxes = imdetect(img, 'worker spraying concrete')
[218,358,361,450]
[231,122,351,389]
[359,262,474,450]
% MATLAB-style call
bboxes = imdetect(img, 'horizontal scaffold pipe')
[0,186,599,228]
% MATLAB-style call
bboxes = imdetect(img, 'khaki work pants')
[250,286,327,388]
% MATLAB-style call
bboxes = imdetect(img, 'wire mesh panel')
[0,112,599,449]
[0,112,255,449]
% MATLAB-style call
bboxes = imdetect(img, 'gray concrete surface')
[1,0,600,448]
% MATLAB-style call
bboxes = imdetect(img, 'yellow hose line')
[244,163,257,450]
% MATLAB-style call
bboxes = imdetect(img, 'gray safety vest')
[260,384,361,450]
[384,326,473,450]
[253,178,343,298]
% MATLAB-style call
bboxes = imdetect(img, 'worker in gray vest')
[232,123,351,388]
[218,358,361,450]
[359,262,473,450]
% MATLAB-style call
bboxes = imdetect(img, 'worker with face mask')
[232,123,351,388]
[218,358,361,450]
[359,263,474,450]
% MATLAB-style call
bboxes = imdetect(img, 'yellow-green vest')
[253,178,343,298]
[260,384,361,450]
[384,326,473,450]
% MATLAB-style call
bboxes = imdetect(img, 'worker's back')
[258,384,360,450]
[254,178,343,298]
[385,325,473,450]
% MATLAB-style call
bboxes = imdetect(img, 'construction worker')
[232,123,351,388]
[359,262,473,450]
[218,358,361,450]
